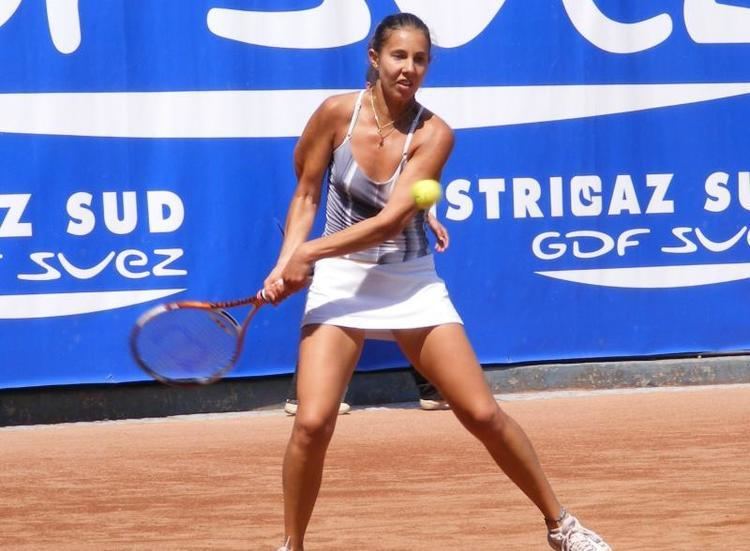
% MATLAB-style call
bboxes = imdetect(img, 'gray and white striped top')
[323,90,429,264]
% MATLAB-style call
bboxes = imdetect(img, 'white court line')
[359,383,750,410]
[2,383,749,432]
[0,406,289,432]
[492,382,750,401]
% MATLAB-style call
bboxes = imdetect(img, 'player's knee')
[457,402,505,437]
[292,411,336,447]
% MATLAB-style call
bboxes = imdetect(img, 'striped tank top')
[323,90,429,264]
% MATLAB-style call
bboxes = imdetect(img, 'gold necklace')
[369,88,399,147]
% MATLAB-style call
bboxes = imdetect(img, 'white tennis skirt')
[301,254,462,340]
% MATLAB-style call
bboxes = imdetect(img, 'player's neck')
[371,84,415,125]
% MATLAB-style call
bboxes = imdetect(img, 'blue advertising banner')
[2,1,750,388]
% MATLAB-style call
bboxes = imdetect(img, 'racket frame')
[129,292,266,386]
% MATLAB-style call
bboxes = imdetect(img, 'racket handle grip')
[258,278,285,303]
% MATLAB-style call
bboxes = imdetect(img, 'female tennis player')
[265,13,611,551]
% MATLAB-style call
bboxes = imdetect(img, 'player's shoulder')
[316,91,361,124]
[417,107,454,148]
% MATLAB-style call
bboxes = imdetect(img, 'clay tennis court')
[1,383,748,550]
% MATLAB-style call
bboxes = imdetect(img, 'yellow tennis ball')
[411,179,442,209]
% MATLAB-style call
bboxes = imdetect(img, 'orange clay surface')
[1,384,749,550]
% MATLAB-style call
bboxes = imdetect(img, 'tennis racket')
[130,289,268,386]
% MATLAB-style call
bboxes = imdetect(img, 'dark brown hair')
[366,13,432,85]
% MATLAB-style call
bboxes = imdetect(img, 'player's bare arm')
[264,95,352,290]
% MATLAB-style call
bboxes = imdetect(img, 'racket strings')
[135,308,240,383]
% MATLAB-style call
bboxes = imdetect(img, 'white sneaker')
[283,400,298,416]
[283,400,351,416]
[419,398,451,410]
[275,537,291,550]
[547,512,611,551]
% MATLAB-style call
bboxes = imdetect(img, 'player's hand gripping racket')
[130,289,269,386]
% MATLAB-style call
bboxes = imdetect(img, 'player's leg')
[282,323,364,549]
[395,324,611,548]
[394,323,563,521]
[285,365,352,416]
